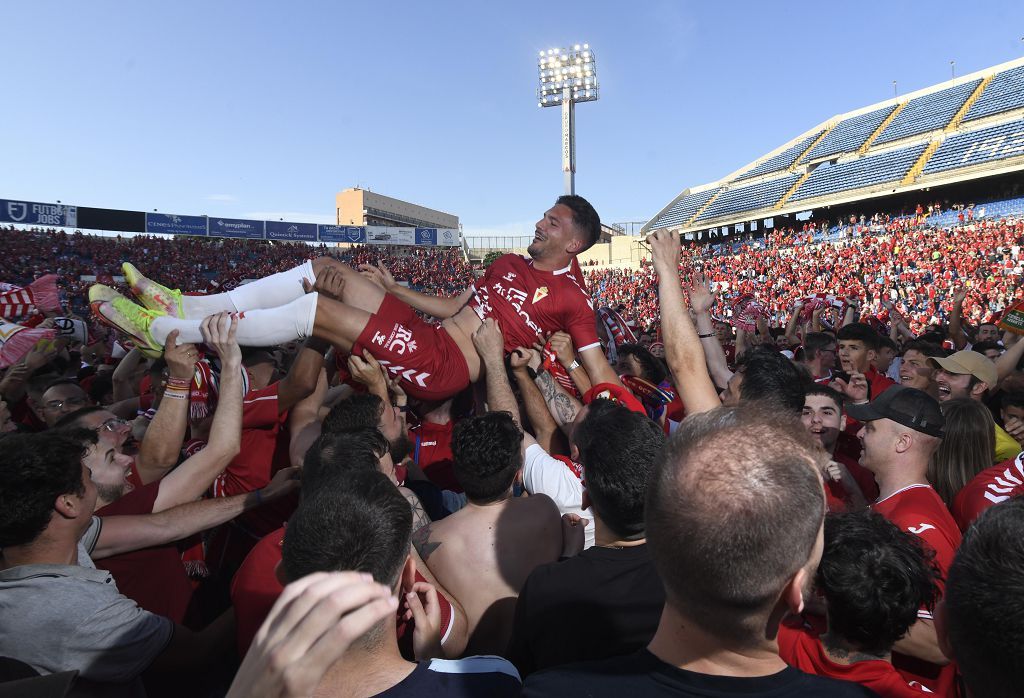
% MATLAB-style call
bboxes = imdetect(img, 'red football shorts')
[353,293,470,401]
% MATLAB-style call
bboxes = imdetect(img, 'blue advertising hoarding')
[318,225,367,243]
[415,228,438,245]
[145,212,207,236]
[266,221,318,242]
[0,199,77,227]
[208,217,265,239]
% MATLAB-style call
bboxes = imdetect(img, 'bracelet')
[698,332,715,339]
[165,378,191,389]
[162,391,187,401]
[395,404,408,413]
[567,359,581,373]
[526,366,539,380]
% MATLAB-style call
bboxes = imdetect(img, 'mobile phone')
[832,370,851,383]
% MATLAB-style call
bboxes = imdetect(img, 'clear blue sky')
[3,1,1023,240]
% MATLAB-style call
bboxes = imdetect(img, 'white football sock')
[152,293,319,347]
[181,294,237,318]
[175,260,315,317]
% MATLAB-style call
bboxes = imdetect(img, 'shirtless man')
[411,410,561,655]
[91,196,618,402]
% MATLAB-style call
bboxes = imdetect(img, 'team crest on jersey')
[532,286,549,304]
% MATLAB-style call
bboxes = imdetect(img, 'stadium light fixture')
[537,44,600,195]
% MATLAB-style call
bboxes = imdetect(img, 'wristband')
[396,404,409,413]
[254,488,263,506]
[165,377,192,389]
[162,391,187,401]
[698,332,715,339]
[567,359,581,373]
[526,366,539,380]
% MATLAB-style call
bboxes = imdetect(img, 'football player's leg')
[311,257,387,316]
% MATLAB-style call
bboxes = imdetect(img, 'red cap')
[582,382,647,415]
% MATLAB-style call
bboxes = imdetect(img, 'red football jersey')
[872,484,961,696]
[470,255,600,354]
[952,453,1024,531]
[778,620,930,697]
[411,420,460,493]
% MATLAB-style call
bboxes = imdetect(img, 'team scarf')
[0,274,61,319]
[189,358,219,420]
[0,321,57,369]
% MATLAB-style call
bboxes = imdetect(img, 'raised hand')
[358,262,397,291]
[647,229,681,273]
[303,266,346,302]
[199,312,241,369]
[471,318,505,365]
[688,273,718,314]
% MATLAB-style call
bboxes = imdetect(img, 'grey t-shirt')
[0,517,174,695]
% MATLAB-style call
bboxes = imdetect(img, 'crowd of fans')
[0,226,474,317]
[1,199,1024,698]
[585,214,1024,335]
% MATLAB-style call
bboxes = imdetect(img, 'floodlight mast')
[537,44,598,195]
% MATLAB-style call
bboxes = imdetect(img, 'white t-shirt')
[523,443,595,549]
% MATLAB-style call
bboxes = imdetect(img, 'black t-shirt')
[377,657,521,697]
[507,543,665,676]
[522,650,879,697]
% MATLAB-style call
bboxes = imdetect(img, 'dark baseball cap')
[846,385,945,437]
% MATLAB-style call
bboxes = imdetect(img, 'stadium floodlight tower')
[537,44,600,195]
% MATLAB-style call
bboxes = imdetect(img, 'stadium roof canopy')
[644,57,1024,235]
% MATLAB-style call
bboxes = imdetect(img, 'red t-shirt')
[95,481,195,625]
[872,484,961,696]
[778,620,930,697]
[865,366,896,401]
[230,526,454,658]
[834,450,880,503]
[951,453,1024,531]
[411,420,460,493]
[470,255,600,354]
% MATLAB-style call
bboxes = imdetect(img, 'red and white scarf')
[0,274,61,319]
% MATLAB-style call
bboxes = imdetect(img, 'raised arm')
[511,348,564,454]
[134,331,199,485]
[152,314,245,512]
[360,262,474,320]
[547,331,593,396]
[690,273,735,389]
[470,319,540,453]
[648,230,721,414]
[93,466,299,560]
[948,285,970,350]
[997,331,1024,381]
[784,301,804,347]
[533,369,583,437]
[111,346,146,403]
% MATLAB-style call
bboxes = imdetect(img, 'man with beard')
[93,196,618,403]
[929,350,1021,463]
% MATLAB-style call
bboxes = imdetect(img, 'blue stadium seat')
[964,65,1024,123]
[790,144,926,202]
[802,106,896,161]
[922,119,1024,175]
[648,188,721,229]
[694,175,797,222]
[733,131,823,181]
[873,80,981,145]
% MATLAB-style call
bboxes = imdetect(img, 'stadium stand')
[694,174,797,222]
[790,144,927,202]
[922,118,1024,176]
[801,106,895,161]
[963,63,1024,123]
[873,80,981,145]
[733,131,824,181]
[646,187,721,230]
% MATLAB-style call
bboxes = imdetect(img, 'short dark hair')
[616,343,667,385]
[26,372,60,400]
[946,498,1024,698]
[556,195,601,251]
[0,430,94,548]
[451,412,522,503]
[877,336,898,353]
[902,339,947,359]
[302,427,388,494]
[798,332,836,362]
[804,384,845,413]
[1001,391,1024,411]
[53,405,109,430]
[735,345,807,413]
[645,405,826,646]
[818,511,939,656]
[971,340,1002,356]
[573,400,665,539]
[323,394,385,434]
[86,372,114,404]
[836,323,881,351]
